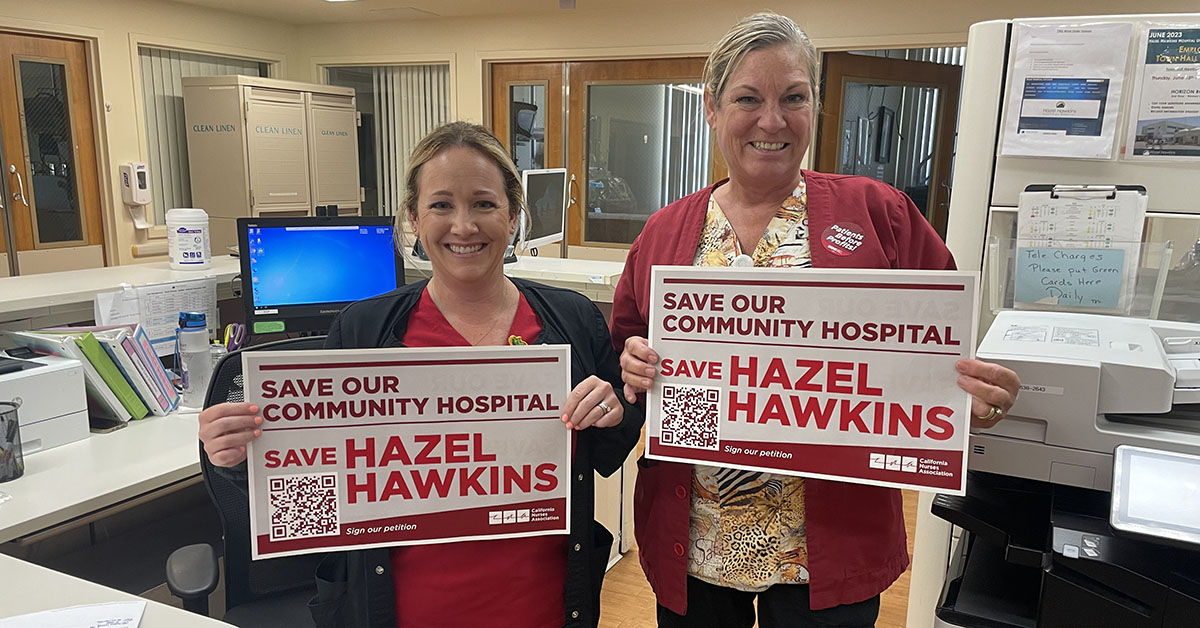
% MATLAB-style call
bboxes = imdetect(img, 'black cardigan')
[306,278,644,628]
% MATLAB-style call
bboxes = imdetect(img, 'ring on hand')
[977,405,1003,422]
[597,400,613,415]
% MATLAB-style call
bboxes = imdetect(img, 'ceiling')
[165,0,706,25]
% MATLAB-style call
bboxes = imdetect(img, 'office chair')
[166,336,328,626]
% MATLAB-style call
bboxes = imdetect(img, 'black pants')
[657,576,880,628]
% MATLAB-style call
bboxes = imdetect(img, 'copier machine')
[934,311,1200,628]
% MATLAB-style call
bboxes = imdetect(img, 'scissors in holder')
[223,323,246,352]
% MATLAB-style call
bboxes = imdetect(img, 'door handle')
[8,165,29,208]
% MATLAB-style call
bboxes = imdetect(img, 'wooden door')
[0,32,103,276]
[567,57,718,247]
[816,52,961,238]
[491,58,723,250]
[491,62,565,174]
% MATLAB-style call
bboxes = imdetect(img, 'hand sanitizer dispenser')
[119,162,151,206]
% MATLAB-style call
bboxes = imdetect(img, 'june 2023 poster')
[1126,26,1200,160]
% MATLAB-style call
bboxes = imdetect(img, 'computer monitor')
[520,168,568,251]
[237,215,403,337]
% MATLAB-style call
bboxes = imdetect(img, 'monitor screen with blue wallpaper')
[237,216,403,336]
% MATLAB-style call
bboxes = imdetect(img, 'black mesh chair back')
[201,336,328,613]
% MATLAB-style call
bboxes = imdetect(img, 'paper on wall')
[94,276,217,356]
[1124,23,1200,161]
[93,284,140,327]
[1001,21,1132,159]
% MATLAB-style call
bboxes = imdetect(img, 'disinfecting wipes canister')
[166,208,211,270]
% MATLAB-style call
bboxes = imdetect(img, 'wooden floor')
[598,490,918,628]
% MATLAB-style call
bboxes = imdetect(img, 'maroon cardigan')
[609,171,955,612]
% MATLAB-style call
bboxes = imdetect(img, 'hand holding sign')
[561,375,624,430]
[619,335,659,402]
[199,402,263,467]
[955,358,1021,428]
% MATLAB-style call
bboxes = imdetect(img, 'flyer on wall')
[243,345,572,559]
[645,267,979,495]
[1000,21,1132,159]
[1125,24,1200,160]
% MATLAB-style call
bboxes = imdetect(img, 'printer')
[969,310,1200,491]
[933,311,1200,628]
[0,350,89,454]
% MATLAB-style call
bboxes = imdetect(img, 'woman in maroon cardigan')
[609,12,1020,628]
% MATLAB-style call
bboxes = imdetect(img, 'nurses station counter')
[0,409,229,625]
[0,253,633,607]
[0,256,242,331]
[0,253,624,332]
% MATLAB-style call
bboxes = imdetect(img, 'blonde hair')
[399,121,525,230]
[703,12,819,109]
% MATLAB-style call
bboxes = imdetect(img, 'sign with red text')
[243,345,572,559]
[647,267,978,494]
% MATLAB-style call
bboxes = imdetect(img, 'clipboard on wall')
[1013,184,1147,314]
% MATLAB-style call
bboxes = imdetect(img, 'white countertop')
[0,554,233,626]
[0,257,241,319]
[1,253,623,327]
[405,255,625,303]
[0,254,626,543]
[0,412,202,544]
[503,255,625,285]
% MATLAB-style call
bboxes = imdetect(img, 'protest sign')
[243,345,572,559]
[647,267,978,494]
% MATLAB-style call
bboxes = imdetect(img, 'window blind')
[138,46,268,224]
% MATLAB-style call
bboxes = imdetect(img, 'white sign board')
[244,345,572,558]
[646,267,978,495]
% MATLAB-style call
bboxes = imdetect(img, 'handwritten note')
[1014,247,1124,308]
[1015,187,1146,313]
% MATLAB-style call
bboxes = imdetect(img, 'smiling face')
[705,44,815,195]
[410,146,517,290]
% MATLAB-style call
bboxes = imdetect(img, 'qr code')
[660,384,720,450]
[268,473,340,541]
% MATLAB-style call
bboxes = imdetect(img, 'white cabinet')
[182,76,361,251]
[308,95,361,207]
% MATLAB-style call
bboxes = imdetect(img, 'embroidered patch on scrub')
[821,222,866,256]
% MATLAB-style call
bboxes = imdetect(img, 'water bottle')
[176,312,213,411]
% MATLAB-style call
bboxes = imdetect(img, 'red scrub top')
[391,287,567,628]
